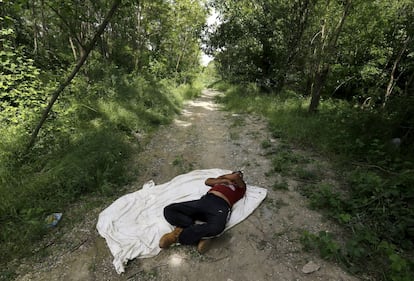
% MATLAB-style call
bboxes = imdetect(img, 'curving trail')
[15,89,359,281]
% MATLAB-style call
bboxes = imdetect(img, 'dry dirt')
[14,89,361,281]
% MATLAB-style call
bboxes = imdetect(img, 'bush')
[0,57,200,270]
[216,84,414,280]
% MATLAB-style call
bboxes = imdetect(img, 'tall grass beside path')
[213,82,414,281]
[0,72,203,280]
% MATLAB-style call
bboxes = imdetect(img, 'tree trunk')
[308,0,351,113]
[134,1,143,70]
[27,0,122,151]
[32,0,38,54]
[309,66,329,112]
[40,0,49,50]
[308,11,327,112]
[384,36,411,106]
[405,71,414,96]
[48,3,87,59]
[175,35,189,74]
[69,37,78,60]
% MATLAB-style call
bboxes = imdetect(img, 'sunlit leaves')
[0,29,46,126]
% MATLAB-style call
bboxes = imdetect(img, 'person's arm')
[205,174,246,188]
[205,177,233,187]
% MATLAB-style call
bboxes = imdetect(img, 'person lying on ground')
[159,171,246,253]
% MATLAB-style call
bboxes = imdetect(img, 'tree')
[307,0,352,112]
[1,0,208,152]
[206,0,317,92]
[306,0,414,109]
[27,0,122,149]
[207,0,413,115]
[384,35,411,106]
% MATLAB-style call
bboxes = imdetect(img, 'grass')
[261,139,272,149]
[172,154,195,173]
[0,71,203,279]
[213,81,414,281]
[271,198,289,210]
[272,179,289,191]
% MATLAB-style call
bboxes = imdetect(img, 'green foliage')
[301,230,342,261]
[301,183,345,215]
[0,28,49,126]
[293,166,319,182]
[110,0,207,80]
[1,0,208,278]
[199,61,220,87]
[271,150,303,174]
[300,229,414,280]
[217,85,414,280]
[260,139,272,149]
[172,154,195,174]
[347,169,414,248]
[272,179,289,191]
[169,78,204,102]
[378,241,414,281]
[0,60,200,274]
[208,0,414,112]
[207,0,319,91]
[0,130,132,264]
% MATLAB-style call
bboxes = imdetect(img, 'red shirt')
[208,184,246,207]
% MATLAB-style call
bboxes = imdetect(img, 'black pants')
[163,193,231,245]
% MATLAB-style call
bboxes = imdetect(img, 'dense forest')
[1,0,413,280]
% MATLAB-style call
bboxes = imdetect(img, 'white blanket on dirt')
[96,169,267,274]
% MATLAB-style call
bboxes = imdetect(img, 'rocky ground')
[14,89,361,281]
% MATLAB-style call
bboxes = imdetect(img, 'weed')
[265,198,288,211]
[0,72,197,272]
[271,150,305,175]
[217,84,414,279]
[172,155,184,167]
[229,131,240,140]
[274,198,289,209]
[293,167,320,182]
[377,241,414,281]
[271,129,283,138]
[272,180,289,190]
[230,116,245,127]
[261,139,272,149]
[300,230,342,261]
[172,154,194,173]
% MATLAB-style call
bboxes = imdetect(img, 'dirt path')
[15,89,360,281]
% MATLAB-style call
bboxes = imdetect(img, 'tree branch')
[26,0,122,151]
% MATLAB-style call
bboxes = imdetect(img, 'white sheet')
[96,169,267,274]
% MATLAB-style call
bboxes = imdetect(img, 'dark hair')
[232,170,244,177]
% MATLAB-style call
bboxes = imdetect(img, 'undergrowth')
[0,61,203,279]
[214,81,414,281]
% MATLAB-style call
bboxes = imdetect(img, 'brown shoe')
[159,227,183,248]
[197,239,211,254]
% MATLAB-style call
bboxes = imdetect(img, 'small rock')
[302,261,320,274]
